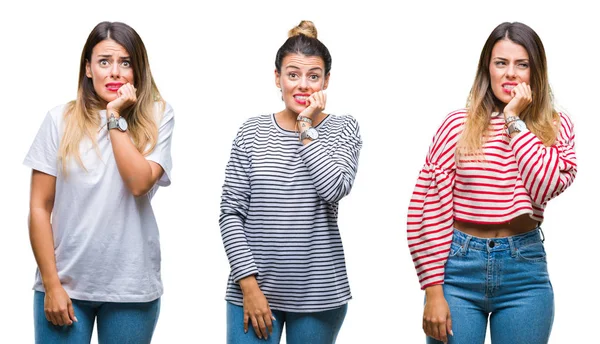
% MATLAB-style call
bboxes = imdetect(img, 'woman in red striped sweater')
[408,22,576,344]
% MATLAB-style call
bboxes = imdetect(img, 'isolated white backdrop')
[1,0,597,343]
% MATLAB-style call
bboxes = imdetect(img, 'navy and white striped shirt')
[220,113,362,312]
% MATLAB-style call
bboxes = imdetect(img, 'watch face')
[515,121,527,131]
[118,117,128,131]
[307,128,319,139]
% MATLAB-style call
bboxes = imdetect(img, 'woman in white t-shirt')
[24,21,174,343]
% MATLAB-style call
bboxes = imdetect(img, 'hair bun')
[288,20,318,39]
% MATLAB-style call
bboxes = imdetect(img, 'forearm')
[108,128,155,196]
[29,208,60,290]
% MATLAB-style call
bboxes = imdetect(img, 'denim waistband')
[452,227,543,252]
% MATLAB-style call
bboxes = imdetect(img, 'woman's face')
[489,39,531,105]
[275,53,329,115]
[85,39,134,106]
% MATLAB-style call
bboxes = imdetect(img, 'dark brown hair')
[275,20,332,74]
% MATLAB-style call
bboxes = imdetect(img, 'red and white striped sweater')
[407,109,577,289]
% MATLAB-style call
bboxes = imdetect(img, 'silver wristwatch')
[507,119,527,135]
[300,127,319,141]
[107,113,128,132]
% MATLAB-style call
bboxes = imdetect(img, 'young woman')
[219,20,362,344]
[407,22,576,344]
[24,21,174,343]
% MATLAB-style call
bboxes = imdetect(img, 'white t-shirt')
[23,102,174,302]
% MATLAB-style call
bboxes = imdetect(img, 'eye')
[122,60,131,68]
[99,59,109,67]
[288,72,298,79]
[309,74,320,80]
[518,62,529,68]
[494,61,506,66]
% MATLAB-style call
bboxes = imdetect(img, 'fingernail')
[450,330,454,336]
[74,317,78,322]
[244,329,247,333]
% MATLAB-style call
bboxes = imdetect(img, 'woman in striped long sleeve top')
[408,22,576,344]
[219,20,362,344]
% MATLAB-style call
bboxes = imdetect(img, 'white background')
[1,0,597,343]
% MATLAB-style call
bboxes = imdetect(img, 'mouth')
[105,83,124,92]
[294,94,311,104]
[501,83,518,94]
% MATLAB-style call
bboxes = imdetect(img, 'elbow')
[128,184,154,197]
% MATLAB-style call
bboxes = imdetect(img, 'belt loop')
[539,226,545,243]
[462,235,472,255]
[508,237,517,258]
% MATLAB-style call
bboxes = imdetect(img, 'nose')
[110,63,120,78]
[506,63,517,79]
[298,76,309,90]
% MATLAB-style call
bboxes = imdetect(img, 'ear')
[85,60,92,78]
[274,68,281,89]
[322,72,331,90]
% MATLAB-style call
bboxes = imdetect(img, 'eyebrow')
[96,54,131,59]
[285,65,323,72]
[493,57,529,62]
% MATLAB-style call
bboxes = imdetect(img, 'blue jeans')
[427,228,554,344]
[226,302,347,344]
[34,291,160,344]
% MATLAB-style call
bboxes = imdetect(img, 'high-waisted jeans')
[427,228,554,344]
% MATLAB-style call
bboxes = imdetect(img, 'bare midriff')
[453,214,539,238]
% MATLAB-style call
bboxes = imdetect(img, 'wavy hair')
[59,21,164,173]
[458,22,558,158]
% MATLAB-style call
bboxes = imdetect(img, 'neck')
[275,108,300,131]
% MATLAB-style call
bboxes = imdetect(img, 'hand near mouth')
[298,90,327,120]
[106,83,137,117]
[503,82,532,119]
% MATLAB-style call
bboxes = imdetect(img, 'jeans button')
[489,241,495,248]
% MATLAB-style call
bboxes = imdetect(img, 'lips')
[106,83,124,92]
[294,93,311,105]
[501,82,518,94]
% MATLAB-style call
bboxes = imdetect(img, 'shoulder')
[233,114,271,145]
[324,114,360,131]
[556,110,575,132]
[426,109,467,152]
[555,109,575,142]
[155,101,174,122]
[438,109,468,132]
[43,103,70,129]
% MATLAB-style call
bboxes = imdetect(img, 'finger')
[437,321,448,343]
[258,315,269,339]
[244,312,249,333]
[446,314,453,338]
[264,313,274,335]
[250,316,262,339]
[68,301,77,323]
[45,310,56,325]
[423,319,433,340]
[60,307,72,326]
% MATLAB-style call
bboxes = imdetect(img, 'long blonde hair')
[59,21,164,174]
[458,22,558,157]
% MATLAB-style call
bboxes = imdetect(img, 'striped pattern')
[220,113,362,312]
[408,109,577,289]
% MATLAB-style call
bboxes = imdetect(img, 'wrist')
[239,275,259,293]
[106,108,121,118]
[424,284,444,298]
[42,276,62,291]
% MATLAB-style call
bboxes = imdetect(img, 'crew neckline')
[271,113,332,136]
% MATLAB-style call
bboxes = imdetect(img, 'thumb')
[446,312,453,337]
[68,300,78,322]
